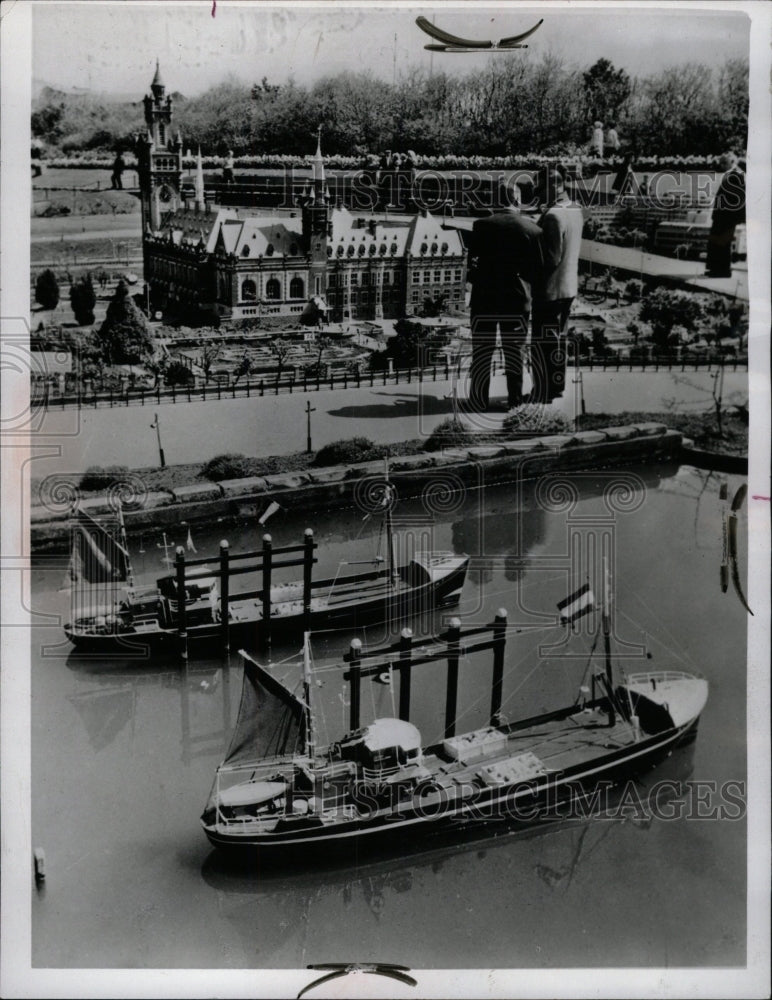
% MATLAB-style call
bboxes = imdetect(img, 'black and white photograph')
[1,2,769,997]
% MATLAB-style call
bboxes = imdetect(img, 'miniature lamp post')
[306,399,316,453]
[150,411,166,467]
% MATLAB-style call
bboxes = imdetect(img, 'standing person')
[110,150,125,190]
[531,168,584,404]
[466,178,544,412]
[590,121,604,159]
[705,152,745,279]
[223,150,235,184]
[606,121,620,155]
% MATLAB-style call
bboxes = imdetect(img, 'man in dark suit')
[705,152,745,279]
[466,178,544,412]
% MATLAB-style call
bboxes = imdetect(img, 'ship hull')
[201,711,701,860]
[64,558,469,658]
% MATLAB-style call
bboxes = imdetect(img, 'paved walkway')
[30,368,747,478]
[580,239,748,300]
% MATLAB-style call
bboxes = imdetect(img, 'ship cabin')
[157,574,219,627]
[335,718,428,782]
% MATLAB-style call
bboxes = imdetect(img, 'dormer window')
[266,243,274,257]
[420,243,428,255]
[241,245,250,257]
[289,243,298,256]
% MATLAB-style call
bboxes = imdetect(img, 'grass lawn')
[577,409,748,456]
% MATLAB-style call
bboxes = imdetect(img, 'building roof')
[328,207,465,262]
[215,215,305,259]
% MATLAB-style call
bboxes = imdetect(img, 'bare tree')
[269,338,292,385]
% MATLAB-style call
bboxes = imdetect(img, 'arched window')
[289,276,304,299]
[265,278,281,300]
[289,243,298,256]
[241,245,250,257]
[241,279,257,302]
[266,243,275,257]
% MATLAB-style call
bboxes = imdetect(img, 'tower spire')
[313,125,325,190]
[151,59,165,97]
[195,146,205,212]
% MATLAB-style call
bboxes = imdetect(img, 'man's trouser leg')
[500,314,528,408]
[532,299,572,403]
[468,317,497,412]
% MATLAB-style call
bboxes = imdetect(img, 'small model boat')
[201,562,708,859]
[63,477,468,657]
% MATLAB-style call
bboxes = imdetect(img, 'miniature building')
[136,65,467,322]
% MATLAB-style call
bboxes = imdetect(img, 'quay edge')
[30,426,685,554]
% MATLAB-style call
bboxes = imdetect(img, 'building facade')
[137,66,467,323]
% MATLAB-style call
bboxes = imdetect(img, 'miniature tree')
[69,274,96,326]
[97,280,155,365]
[269,338,292,384]
[35,268,60,310]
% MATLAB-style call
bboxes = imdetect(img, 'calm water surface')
[30,463,747,968]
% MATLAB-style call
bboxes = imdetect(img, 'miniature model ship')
[63,491,468,656]
[64,551,469,655]
[201,569,709,857]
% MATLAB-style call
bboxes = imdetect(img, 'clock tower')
[301,128,331,299]
[136,61,183,232]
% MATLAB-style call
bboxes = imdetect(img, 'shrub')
[313,437,380,467]
[201,453,252,481]
[35,268,60,310]
[98,280,155,364]
[423,417,474,452]
[69,274,96,325]
[502,405,571,436]
[80,465,130,493]
[624,279,644,301]
[165,361,195,386]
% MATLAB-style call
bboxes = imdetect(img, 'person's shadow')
[327,392,456,420]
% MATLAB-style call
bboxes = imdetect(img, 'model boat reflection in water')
[201,557,708,858]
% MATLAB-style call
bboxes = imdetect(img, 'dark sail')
[223,653,306,765]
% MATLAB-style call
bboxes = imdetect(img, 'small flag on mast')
[186,527,197,553]
[557,582,594,623]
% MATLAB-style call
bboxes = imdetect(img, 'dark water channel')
[31,462,747,969]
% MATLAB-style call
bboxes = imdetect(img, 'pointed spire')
[151,59,164,92]
[313,124,325,187]
[195,146,205,212]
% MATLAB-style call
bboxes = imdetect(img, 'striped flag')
[557,583,594,623]
[63,512,130,588]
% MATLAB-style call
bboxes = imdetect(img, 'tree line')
[33,55,747,159]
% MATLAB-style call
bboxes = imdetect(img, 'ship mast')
[302,631,316,758]
[384,458,398,588]
[602,555,616,727]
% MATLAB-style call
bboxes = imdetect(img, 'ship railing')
[625,670,700,685]
[360,763,402,782]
